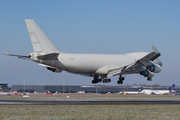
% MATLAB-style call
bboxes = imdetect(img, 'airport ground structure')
[0,84,11,92]
[12,85,180,94]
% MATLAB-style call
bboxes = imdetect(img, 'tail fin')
[25,19,60,54]
[138,87,143,92]
[168,84,175,90]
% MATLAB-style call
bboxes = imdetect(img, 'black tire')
[117,81,120,84]
[120,81,123,84]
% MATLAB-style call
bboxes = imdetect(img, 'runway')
[1,99,180,105]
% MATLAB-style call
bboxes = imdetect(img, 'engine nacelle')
[47,67,62,73]
[140,70,154,77]
[146,64,161,73]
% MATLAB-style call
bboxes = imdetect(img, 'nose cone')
[153,58,163,67]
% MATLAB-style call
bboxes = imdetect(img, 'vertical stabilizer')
[25,19,60,54]
[138,87,142,92]
[168,84,175,90]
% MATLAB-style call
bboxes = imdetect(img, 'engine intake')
[146,64,161,73]
[140,70,154,77]
[146,65,155,72]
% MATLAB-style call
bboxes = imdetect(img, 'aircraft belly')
[58,54,105,74]
[58,53,138,75]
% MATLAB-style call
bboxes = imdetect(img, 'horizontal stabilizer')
[37,53,59,60]
[4,50,30,60]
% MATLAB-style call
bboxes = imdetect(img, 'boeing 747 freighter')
[5,19,162,84]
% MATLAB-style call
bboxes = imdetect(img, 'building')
[0,84,11,92]
[12,85,180,94]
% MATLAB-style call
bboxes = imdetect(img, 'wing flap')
[107,62,136,77]
[107,67,125,77]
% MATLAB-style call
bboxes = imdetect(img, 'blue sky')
[0,1,180,86]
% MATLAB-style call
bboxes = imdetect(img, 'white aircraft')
[123,87,143,95]
[5,19,162,84]
[140,84,175,95]
[52,91,58,95]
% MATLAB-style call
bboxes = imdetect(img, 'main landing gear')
[92,75,102,84]
[117,74,125,84]
[92,75,111,84]
[103,79,111,83]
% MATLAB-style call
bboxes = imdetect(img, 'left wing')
[107,46,161,77]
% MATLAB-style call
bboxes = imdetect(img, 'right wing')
[107,46,161,77]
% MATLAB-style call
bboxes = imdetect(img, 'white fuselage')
[30,51,162,78]
[141,89,171,95]
[123,91,140,95]
[45,52,150,75]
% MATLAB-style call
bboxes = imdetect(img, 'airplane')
[52,91,58,95]
[123,87,143,95]
[140,84,175,95]
[5,19,162,84]
[118,87,143,95]
[0,91,10,95]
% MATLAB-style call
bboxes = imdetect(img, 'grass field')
[0,94,180,120]
[0,104,180,120]
[0,94,180,101]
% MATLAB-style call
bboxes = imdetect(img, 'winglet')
[152,46,159,53]
[4,50,11,55]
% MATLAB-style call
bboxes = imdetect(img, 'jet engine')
[47,67,62,73]
[140,70,154,77]
[146,64,161,73]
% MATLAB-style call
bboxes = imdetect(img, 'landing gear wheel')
[147,77,152,81]
[118,75,125,84]
[117,80,123,84]
[92,75,102,84]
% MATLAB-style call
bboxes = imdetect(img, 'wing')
[107,46,161,77]
[4,50,30,60]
